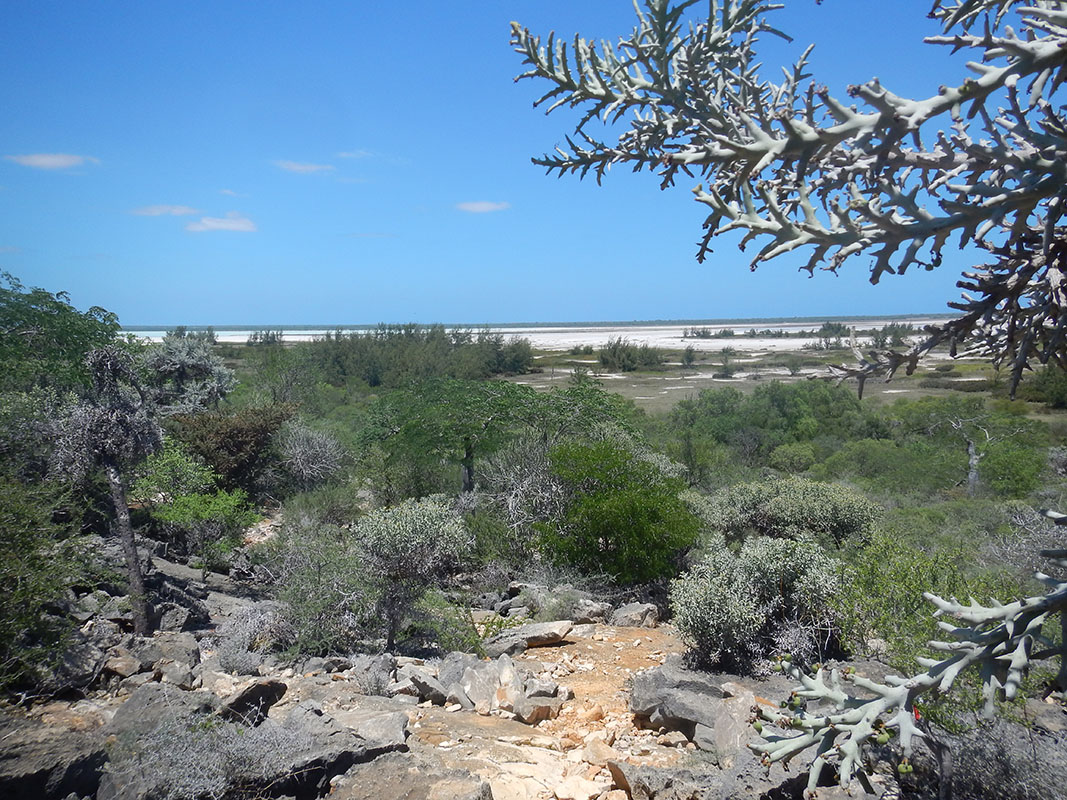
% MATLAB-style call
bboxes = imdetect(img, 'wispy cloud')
[338,149,374,159]
[186,212,256,233]
[456,201,511,213]
[219,188,246,197]
[0,245,19,254]
[131,204,199,216]
[4,153,100,170]
[274,160,334,174]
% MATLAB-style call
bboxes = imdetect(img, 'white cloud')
[0,245,19,253]
[338,149,374,159]
[131,204,199,216]
[456,201,511,213]
[185,212,257,233]
[219,188,245,197]
[4,153,100,170]
[274,160,334,174]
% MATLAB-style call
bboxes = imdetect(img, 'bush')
[131,439,215,503]
[768,441,816,473]
[258,516,372,657]
[152,489,257,567]
[812,437,963,498]
[538,440,700,583]
[356,496,474,650]
[707,477,878,548]
[276,420,347,493]
[599,337,663,372]
[671,534,840,672]
[0,479,80,692]
[980,442,1045,498]
[282,482,365,527]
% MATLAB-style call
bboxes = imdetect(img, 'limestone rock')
[483,620,573,658]
[0,713,106,800]
[217,678,287,725]
[609,602,659,628]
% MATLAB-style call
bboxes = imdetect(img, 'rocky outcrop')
[0,713,107,800]
[332,751,492,800]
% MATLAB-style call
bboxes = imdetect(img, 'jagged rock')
[107,683,219,738]
[349,653,397,695]
[630,656,727,734]
[155,603,189,632]
[460,662,499,715]
[437,651,481,690]
[0,713,107,800]
[37,630,109,693]
[513,695,564,724]
[483,620,573,658]
[554,774,608,800]
[336,710,409,754]
[217,678,287,725]
[158,660,195,689]
[409,669,448,705]
[131,631,200,671]
[607,761,723,800]
[581,739,621,766]
[609,602,659,628]
[103,647,143,678]
[572,598,612,624]
[331,751,492,800]
[525,677,560,698]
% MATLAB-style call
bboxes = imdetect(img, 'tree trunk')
[104,462,151,635]
[966,438,981,496]
[461,437,475,493]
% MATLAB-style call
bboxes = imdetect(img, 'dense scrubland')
[3,272,1065,735]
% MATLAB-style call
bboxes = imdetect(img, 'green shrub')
[671,534,840,671]
[0,479,80,691]
[812,438,963,497]
[282,482,365,527]
[258,517,372,656]
[708,477,878,548]
[768,441,816,473]
[538,440,700,583]
[131,439,216,503]
[356,496,474,649]
[152,489,257,567]
[980,442,1045,498]
[599,337,663,372]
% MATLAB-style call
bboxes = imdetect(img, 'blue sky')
[2,1,984,325]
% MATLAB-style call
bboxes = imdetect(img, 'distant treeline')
[684,321,916,347]
[250,324,534,396]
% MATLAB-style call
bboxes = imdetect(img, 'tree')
[0,272,119,392]
[512,1,1067,392]
[50,347,161,634]
[142,330,235,415]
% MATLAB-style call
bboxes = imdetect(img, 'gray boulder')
[107,683,219,739]
[349,653,397,695]
[609,602,659,628]
[332,751,492,800]
[482,620,573,658]
[0,713,106,800]
[217,678,287,725]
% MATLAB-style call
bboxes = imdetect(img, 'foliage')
[512,1,1067,392]
[768,441,816,473]
[304,324,533,389]
[282,482,366,527]
[599,336,664,372]
[707,477,878,548]
[538,440,699,583]
[0,479,79,692]
[812,438,964,498]
[0,388,70,482]
[131,439,216,503]
[141,330,236,415]
[276,419,347,493]
[167,404,296,496]
[1023,366,1067,409]
[671,533,840,672]
[753,542,1067,798]
[259,517,372,657]
[0,272,120,393]
[356,496,474,649]
[151,489,257,566]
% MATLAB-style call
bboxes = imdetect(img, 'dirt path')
[409,623,694,800]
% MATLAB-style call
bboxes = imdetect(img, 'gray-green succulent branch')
[749,531,1067,798]
[512,0,1067,393]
